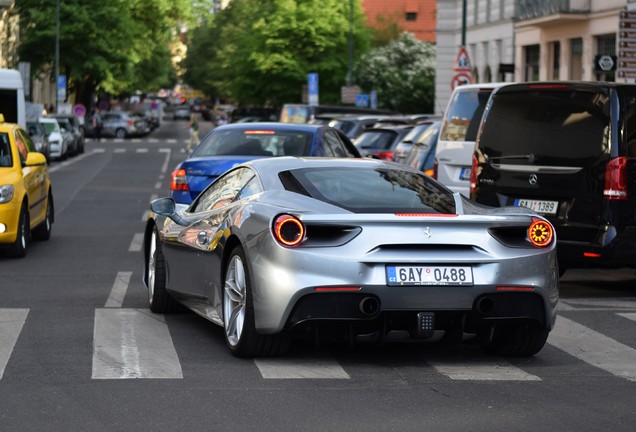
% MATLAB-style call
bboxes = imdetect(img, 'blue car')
[170,122,361,204]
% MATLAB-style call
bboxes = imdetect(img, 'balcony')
[515,0,591,21]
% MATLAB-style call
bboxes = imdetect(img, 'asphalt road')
[1,118,636,431]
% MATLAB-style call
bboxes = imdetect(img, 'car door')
[162,167,256,301]
[15,128,46,227]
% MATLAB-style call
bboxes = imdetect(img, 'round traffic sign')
[451,73,472,90]
[73,104,87,117]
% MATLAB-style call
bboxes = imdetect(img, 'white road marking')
[131,139,142,143]
[154,181,163,190]
[159,148,171,174]
[617,312,636,321]
[560,298,636,310]
[48,149,99,173]
[167,139,177,143]
[114,148,125,153]
[105,272,132,308]
[93,148,106,153]
[428,358,540,381]
[0,309,29,379]
[255,356,350,379]
[148,138,159,143]
[92,308,183,379]
[128,233,144,252]
[136,148,149,153]
[549,316,636,381]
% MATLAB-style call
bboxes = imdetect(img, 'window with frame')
[191,167,256,212]
[0,133,13,167]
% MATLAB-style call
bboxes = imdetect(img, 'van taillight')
[432,158,438,179]
[603,157,628,200]
[469,154,478,194]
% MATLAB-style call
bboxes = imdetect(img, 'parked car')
[353,125,414,160]
[402,120,442,176]
[327,114,393,139]
[39,117,68,160]
[26,121,50,162]
[280,104,393,124]
[173,106,191,121]
[170,122,361,205]
[144,157,558,357]
[472,81,636,275]
[392,118,442,164]
[435,83,508,197]
[51,114,84,154]
[53,117,79,156]
[96,112,149,138]
[0,114,53,257]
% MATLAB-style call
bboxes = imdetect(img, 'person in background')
[91,107,103,142]
[186,113,200,153]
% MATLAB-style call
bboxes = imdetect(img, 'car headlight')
[0,185,15,203]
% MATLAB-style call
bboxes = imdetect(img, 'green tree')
[354,32,435,113]
[182,0,371,106]
[17,0,191,106]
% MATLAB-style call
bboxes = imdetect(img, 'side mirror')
[150,197,190,226]
[25,152,47,167]
[150,197,176,215]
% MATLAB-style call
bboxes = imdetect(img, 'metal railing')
[515,0,591,20]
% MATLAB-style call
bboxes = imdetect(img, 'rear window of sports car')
[281,167,456,214]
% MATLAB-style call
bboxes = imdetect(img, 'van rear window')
[440,89,493,142]
[479,89,610,166]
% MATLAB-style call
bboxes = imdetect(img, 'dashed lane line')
[0,309,29,379]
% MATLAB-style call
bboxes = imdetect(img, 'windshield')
[191,128,314,157]
[479,88,611,166]
[354,130,398,150]
[40,122,59,134]
[285,167,455,214]
[280,105,311,123]
[0,133,12,167]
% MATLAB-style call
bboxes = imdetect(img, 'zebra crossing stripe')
[617,312,636,322]
[427,357,541,381]
[549,316,636,382]
[255,356,350,379]
[128,233,144,252]
[92,308,183,379]
[0,309,29,379]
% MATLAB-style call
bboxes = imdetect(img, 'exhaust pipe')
[359,297,380,316]
[476,296,495,315]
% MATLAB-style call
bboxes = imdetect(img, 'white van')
[434,83,508,196]
[0,68,26,128]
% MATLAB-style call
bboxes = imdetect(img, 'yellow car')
[0,114,53,257]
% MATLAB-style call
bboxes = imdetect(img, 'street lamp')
[54,0,60,113]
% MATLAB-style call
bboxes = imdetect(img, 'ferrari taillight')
[273,214,305,247]
[604,156,628,200]
[527,218,554,248]
[170,169,189,191]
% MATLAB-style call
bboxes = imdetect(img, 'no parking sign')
[451,73,472,90]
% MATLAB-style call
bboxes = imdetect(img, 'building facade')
[362,0,437,42]
[435,0,633,114]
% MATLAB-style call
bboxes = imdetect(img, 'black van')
[471,81,636,273]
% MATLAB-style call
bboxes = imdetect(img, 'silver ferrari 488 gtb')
[143,157,559,357]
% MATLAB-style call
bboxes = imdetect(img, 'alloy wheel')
[224,255,247,347]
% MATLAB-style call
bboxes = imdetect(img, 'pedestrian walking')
[91,107,103,142]
[186,114,200,153]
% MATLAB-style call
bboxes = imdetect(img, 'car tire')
[32,190,53,241]
[115,128,127,139]
[9,203,29,258]
[147,228,180,313]
[223,246,289,357]
[481,323,549,357]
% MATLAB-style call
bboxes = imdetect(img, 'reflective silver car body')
[143,157,558,355]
